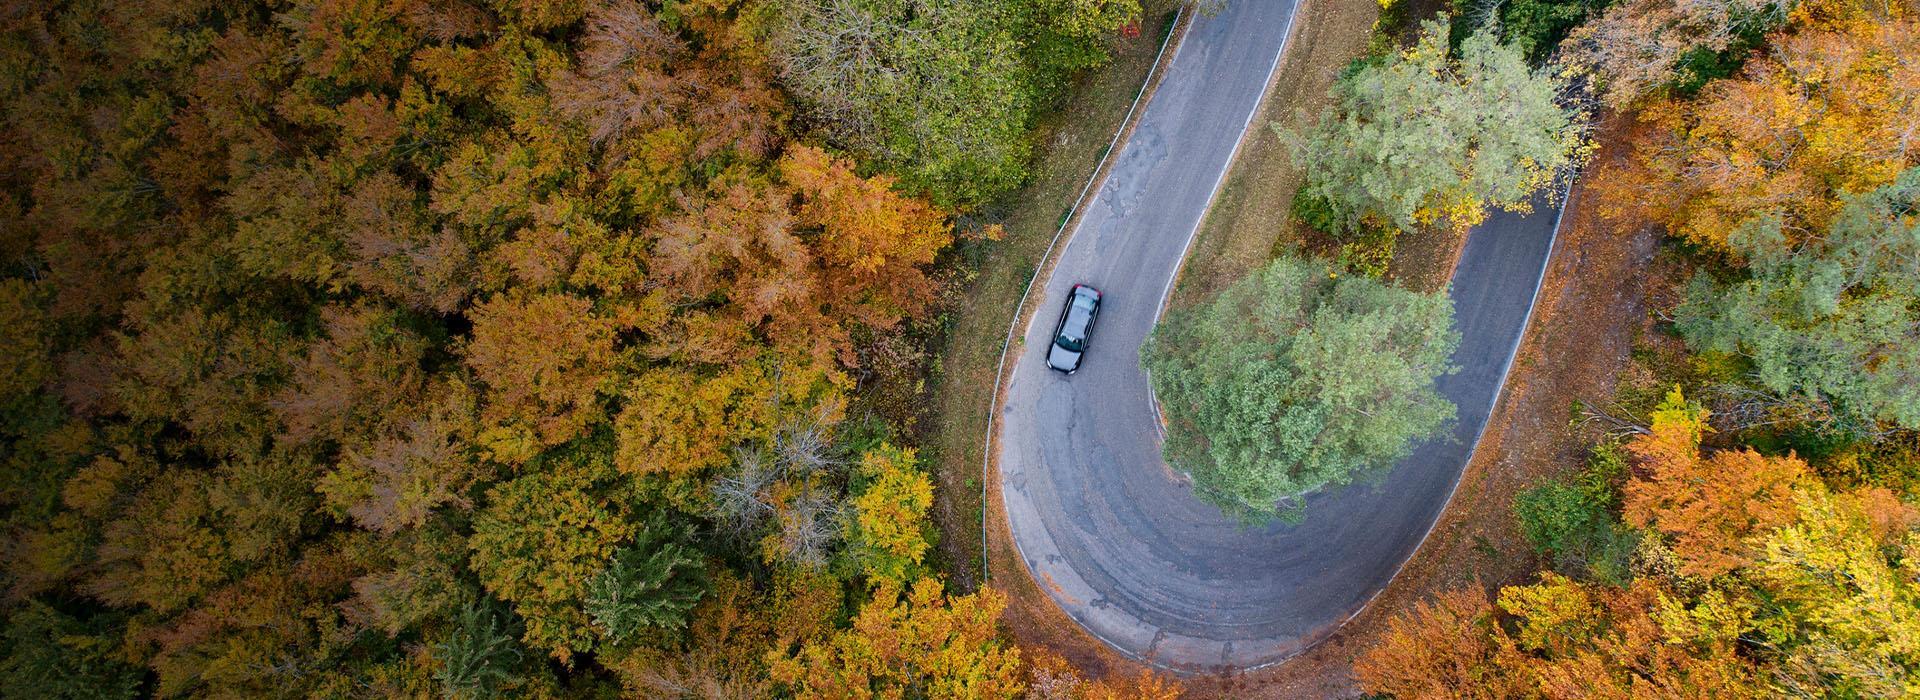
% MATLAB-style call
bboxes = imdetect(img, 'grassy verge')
[1171,0,1465,308]
[918,4,1183,591]
[951,0,1395,677]
[1202,111,1662,698]
[1167,0,1384,313]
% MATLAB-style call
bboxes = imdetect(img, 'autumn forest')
[1,0,1917,697]
[0,0,1154,696]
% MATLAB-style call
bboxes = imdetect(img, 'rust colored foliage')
[1621,15,1920,253]
[1022,646,1184,700]
[1622,389,1808,577]
[1353,588,1526,700]
[1357,579,1767,699]
[464,291,620,451]
[0,0,979,692]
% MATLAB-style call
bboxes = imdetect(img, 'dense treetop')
[1355,2,1920,696]
[1678,168,1920,430]
[0,0,1142,696]
[1281,20,1585,232]
[1142,255,1458,522]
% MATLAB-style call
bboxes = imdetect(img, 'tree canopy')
[1142,255,1459,522]
[773,0,1141,208]
[1677,168,1920,429]
[1357,5,1920,697]
[0,0,1159,695]
[1279,20,1585,230]
[1617,16,1920,253]
[1359,397,1920,698]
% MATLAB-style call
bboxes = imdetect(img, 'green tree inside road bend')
[1143,256,1460,523]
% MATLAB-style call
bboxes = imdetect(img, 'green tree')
[773,0,1137,208]
[1676,167,1920,429]
[1484,0,1591,62]
[0,601,143,700]
[584,522,707,644]
[434,603,524,700]
[1279,20,1584,230]
[1512,443,1638,583]
[1142,256,1459,522]
[774,0,1035,207]
[0,279,51,413]
[468,460,631,660]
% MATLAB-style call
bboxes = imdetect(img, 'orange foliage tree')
[1622,17,1920,253]
[1622,389,1809,577]
[1357,577,1767,699]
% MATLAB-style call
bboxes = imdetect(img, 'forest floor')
[922,3,1184,592]
[1186,112,1664,697]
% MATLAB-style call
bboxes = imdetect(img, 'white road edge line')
[1297,178,1579,669]
[989,0,1583,666]
[980,6,1188,586]
[986,1,1311,674]
[1143,3,1299,447]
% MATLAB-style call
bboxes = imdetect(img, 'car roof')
[1062,302,1093,337]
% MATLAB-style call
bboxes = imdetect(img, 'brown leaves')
[642,147,954,367]
[464,291,619,449]
[318,379,482,533]
[1563,0,1791,109]
[552,0,784,159]
[1021,646,1184,700]
[1354,588,1523,700]
[1622,390,1809,577]
[1357,581,1768,700]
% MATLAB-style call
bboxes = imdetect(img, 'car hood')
[1047,343,1083,372]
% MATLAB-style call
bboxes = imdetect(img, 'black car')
[1046,284,1102,374]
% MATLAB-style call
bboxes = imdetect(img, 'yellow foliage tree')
[1755,486,1920,697]
[768,579,1024,700]
[1358,579,1767,699]
[846,443,935,583]
[612,355,844,477]
[1626,18,1920,253]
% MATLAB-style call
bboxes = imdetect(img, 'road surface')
[994,0,1565,673]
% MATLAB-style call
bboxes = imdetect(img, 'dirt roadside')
[961,2,1664,694]
[1166,0,1378,311]
[1184,112,1660,697]
[921,4,1184,592]
[978,0,1381,679]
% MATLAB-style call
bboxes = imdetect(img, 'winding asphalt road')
[995,0,1566,673]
